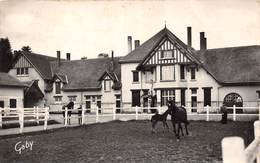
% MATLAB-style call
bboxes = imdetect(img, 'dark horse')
[62,101,74,125]
[168,100,189,140]
[151,107,171,133]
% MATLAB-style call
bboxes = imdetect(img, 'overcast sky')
[0,0,259,60]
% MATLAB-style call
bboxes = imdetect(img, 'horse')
[168,100,189,140]
[62,101,74,125]
[151,107,171,133]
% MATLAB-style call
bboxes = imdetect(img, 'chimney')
[200,32,206,50]
[187,27,192,47]
[204,37,207,50]
[57,51,61,66]
[111,50,114,71]
[128,36,132,53]
[66,53,70,61]
[134,40,140,49]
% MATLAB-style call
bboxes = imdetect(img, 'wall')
[121,62,222,108]
[0,87,24,108]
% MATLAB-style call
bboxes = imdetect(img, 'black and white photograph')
[0,0,260,162]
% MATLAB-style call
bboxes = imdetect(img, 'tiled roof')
[22,52,58,80]
[0,73,27,87]
[196,45,260,84]
[119,27,198,64]
[51,57,121,91]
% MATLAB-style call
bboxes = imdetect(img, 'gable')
[141,38,193,66]
[14,55,32,68]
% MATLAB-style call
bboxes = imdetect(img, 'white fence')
[222,121,260,163]
[0,107,49,133]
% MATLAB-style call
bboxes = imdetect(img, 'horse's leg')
[151,120,158,133]
[165,121,169,132]
[185,122,189,135]
[179,123,184,136]
[176,122,180,140]
[171,119,176,134]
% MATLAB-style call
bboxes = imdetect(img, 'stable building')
[8,51,122,111]
[0,72,26,108]
[119,27,260,110]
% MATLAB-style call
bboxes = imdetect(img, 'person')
[221,104,228,124]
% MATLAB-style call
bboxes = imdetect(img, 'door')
[85,101,91,113]
[132,90,140,107]
[204,88,211,106]
[181,89,186,106]
[10,99,17,108]
[191,96,197,112]
[0,101,4,108]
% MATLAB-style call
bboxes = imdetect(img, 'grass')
[0,120,254,163]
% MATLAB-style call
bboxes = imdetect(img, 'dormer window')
[55,81,61,94]
[17,67,29,76]
[161,50,173,59]
[104,79,111,91]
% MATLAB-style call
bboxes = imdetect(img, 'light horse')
[168,100,189,140]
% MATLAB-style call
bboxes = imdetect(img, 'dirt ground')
[0,120,254,163]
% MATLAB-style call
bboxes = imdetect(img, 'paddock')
[0,120,254,162]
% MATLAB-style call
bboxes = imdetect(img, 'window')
[160,65,175,81]
[133,71,139,82]
[181,89,186,106]
[161,50,173,59]
[180,65,185,80]
[68,96,77,102]
[161,90,175,106]
[96,96,102,111]
[10,99,17,108]
[191,67,196,80]
[257,91,260,99]
[17,68,29,76]
[191,88,197,95]
[54,96,62,102]
[55,82,61,94]
[145,71,154,83]
[116,95,121,108]
[17,68,21,75]
[104,80,111,91]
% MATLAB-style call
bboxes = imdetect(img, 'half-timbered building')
[119,27,260,110]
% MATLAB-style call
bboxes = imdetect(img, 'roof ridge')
[197,45,260,51]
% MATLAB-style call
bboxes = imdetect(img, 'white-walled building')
[0,72,26,108]
[119,27,260,111]
[8,51,122,112]
[6,26,260,112]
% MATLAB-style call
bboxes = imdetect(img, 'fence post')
[19,108,24,133]
[258,105,260,120]
[0,108,2,128]
[222,137,246,163]
[65,106,68,126]
[233,105,236,121]
[44,107,48,130]
[206,105,210,121]
[254,121,260,163]
[36,106,39,124]
[81,107,85,125]
[96,106,99,123]
[113,107,116,120]
[135,106,138,120]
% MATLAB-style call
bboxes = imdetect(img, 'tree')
[0,38,13,72]
[21,46,32,52]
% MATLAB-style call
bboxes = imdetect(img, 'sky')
[0,0,259,60]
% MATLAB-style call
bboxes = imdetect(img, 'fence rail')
[222,121,260,163]
[0,107,49,133]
